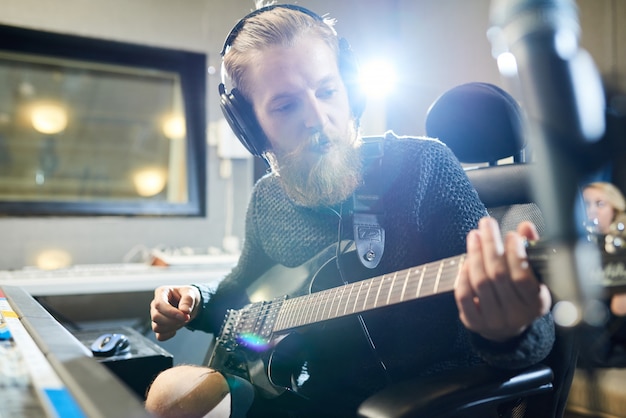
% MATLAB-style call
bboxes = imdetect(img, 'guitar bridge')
[217,297,286,352]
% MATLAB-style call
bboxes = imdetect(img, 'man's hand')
[455,217,552,342]
[150,285,201,341]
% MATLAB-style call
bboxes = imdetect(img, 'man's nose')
[303,97,326,130]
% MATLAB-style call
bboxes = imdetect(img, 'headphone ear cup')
[219,84,268,158]
[338,38,366,121]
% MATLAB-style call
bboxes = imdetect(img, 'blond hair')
[584,181,626,212]
[222,6,339,100]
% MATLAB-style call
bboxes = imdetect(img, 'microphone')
[488,0,605,147]
[487,0,607,326]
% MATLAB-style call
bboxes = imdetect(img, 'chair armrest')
[358,364,553,418]
[466,164,534,208]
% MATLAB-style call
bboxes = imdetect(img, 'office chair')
[358,82,577,418]
[425,82,546,236]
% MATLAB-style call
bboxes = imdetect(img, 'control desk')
[0,285,153,417]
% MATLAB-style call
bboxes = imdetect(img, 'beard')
[267,125,363,208]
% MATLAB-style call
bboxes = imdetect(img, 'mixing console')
[0,285,152,417]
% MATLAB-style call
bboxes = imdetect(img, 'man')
[146,4,554,417]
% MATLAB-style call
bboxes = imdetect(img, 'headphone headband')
[221,4,325,57]
[218,4,365,159]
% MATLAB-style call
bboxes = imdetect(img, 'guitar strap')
[353,135,386,269]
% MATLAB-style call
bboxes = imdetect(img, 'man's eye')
[318,88,337,99]
[272,102,295,113]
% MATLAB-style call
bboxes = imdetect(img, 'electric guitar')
[207,235,626,401]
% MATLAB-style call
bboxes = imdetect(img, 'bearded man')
[145,4,554,418]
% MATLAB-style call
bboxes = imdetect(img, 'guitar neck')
[273,254,466,332]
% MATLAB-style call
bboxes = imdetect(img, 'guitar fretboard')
[273,254,466,332]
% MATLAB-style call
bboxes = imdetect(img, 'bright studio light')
[496,52,518,78]
[35,249,72,270]
[133,167,166,197]
[31,102,68,134]
[162,114,186,140]
[359,59,397,99]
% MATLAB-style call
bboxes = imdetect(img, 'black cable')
[330,203,393,386]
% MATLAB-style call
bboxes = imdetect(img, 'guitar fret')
[343,284,355,316]
[297,295,310,327]
[373,275,384,308]
[291,296,301,328]
[274,300,287,330]
[309,294,319,324]
[288,298,300,329]
[335,285,347,319]
[306,293,318,325]
[302,294,312,325]
[386,272,397,305]
[433,260,444,293]
[400,269,410,301]
[352,281,365,314]
[322,288,335,321]
[415,265,426,297]
[311,294,321,323]
[319,288,332,321]
[362,278,374,311]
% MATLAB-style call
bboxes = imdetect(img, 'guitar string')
[263,239,557,332]
[240,240,555,335]
[261,254,462,332]
[277,261,461,329]
[247,255,462,335]
[251,237,589,335]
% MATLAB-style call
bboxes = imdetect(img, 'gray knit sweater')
[190,131,555,416]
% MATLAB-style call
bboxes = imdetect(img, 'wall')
[578,0,626,93]
[0,0,501,270]
[0,0,620,368]
[0,0,618,271]
[0,0,256,269]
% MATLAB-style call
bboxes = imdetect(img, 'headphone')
[218,4,366,158]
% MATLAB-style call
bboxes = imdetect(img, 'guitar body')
[208,242,373,404]
[207,235,626,410]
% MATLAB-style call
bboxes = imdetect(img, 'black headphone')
[218,4,366,158]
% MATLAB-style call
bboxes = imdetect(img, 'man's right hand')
[150,285,201,341]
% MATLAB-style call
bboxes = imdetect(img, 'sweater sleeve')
[470,313,556,369]
[414,137,556,369]
[186,179,274,334]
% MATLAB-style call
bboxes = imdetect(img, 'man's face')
[247,35,361,207]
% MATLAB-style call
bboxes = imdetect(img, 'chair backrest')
[424,82,576,418]
[359,82,579,418]
[425,82,546,236]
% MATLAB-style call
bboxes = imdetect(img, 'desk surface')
[0,258,236,296]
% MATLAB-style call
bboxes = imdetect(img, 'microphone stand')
[488,1,613,416]
[488,0,607,329]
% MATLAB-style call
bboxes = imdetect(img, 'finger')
[178,290,197,316]
[153,287,189,322]
[455,258,483,330]
[155,330,176,342]
[467,221,504,318]
[477,217,507,279]
[473,220,532,334]
[516,220,540,241]
[538,284,552,316]
[504,231,541,306]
